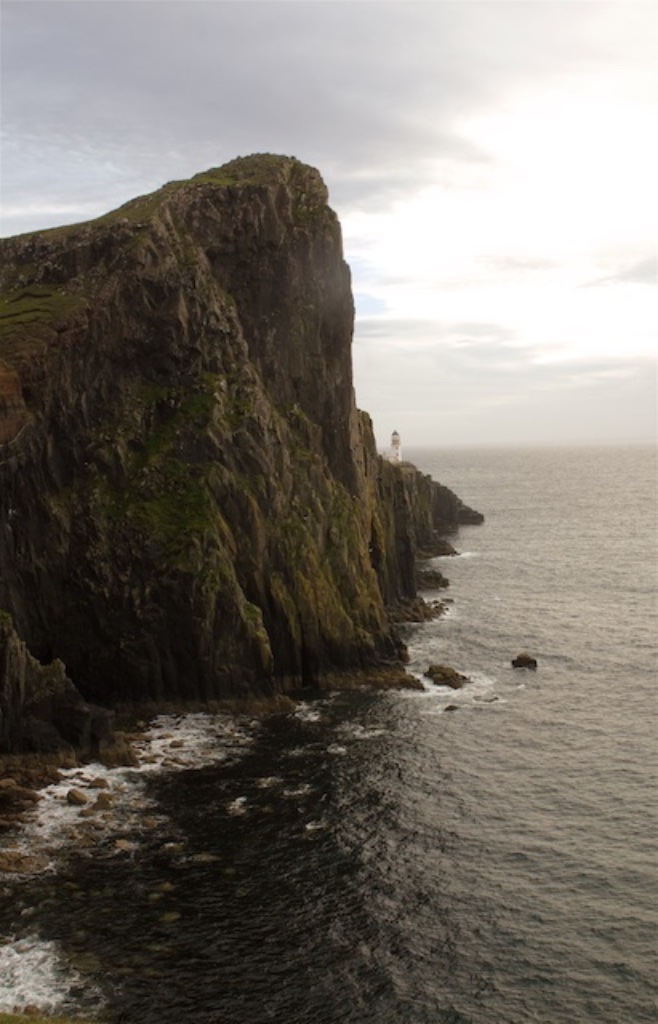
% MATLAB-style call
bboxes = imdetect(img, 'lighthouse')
[390,430,402,463]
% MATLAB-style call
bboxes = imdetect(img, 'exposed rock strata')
[0,154,482,749]
[0,612,118,755]
[0,359,28,444]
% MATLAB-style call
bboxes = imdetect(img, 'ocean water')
[0,443,655,1023]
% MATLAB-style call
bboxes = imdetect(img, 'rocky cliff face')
[0,154,481,747]
[0,611,121,757]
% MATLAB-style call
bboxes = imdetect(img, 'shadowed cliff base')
[0,1015,95,1024]
[0,154,481,753]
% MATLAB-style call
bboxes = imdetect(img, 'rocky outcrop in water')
[0,154,481,749]
[424,664,470,689]
[512,653,537,669]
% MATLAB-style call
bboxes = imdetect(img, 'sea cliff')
[0,154,481,752]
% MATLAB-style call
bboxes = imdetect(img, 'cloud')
[481,256,560,275]
[2,0,655,446]
[354,332,657,448]
[355,317,521,357]
[585,256,658,288]
[3,0,644,223]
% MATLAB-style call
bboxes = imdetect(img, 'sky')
[1,1,656,448]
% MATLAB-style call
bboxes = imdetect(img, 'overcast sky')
[1,1,656,447]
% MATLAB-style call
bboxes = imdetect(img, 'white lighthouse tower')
[390,430,402,463]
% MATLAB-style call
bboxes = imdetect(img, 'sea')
[0,442,656,1024]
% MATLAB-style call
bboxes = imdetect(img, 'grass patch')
[5,154,320,249]
[107,459,213,564]
[98,376,224,565]
[136,378,217,462]
[189,154,300,188]
[54,156,298,235]
[0,285,87,361]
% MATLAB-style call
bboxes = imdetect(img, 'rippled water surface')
[1,444,656,1022]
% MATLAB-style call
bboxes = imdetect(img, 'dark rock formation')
[425,664,470,689]
[392,597,446,622]
[0,776,40,813]
[512,653,538,669]
[0,154,482,748]
[0,612,117,755]
[416,565,450,590]
[0,359,28,444]
[0,847,50,873]
[419,538,459,558]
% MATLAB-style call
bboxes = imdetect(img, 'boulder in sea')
[425,664,469,689]
[0,778,40,809]
[417,537,460,559]
[93,792,113,810]
[512,653,538,670]
[66,787,88,806]
[88,776,110,789]
[0,848,50,873]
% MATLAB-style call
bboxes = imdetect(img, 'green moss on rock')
[0,1014,95,1024]
[0,284,87,361]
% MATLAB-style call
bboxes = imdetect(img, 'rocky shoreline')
[0,662,425,853]
[0,564,468,1020]
[1,526,462,857]
[0,572,456,869]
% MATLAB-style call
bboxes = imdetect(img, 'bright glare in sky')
[346,76,657,368]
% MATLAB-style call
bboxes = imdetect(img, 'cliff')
[0,154,481,751]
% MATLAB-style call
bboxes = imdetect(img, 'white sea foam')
[410,667,502,717]
[227,796,248,815]
[132,712,257,772]
[7,712,258,876]
[304,820,326,832]
[293,694,339,724]
[0,713,260,1014]
[293,703,324,723]
[0,934,101,1014]
[398,677,439,698]
[255,775,284,789]
[337,722,387,741]
[282,783,314,798]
